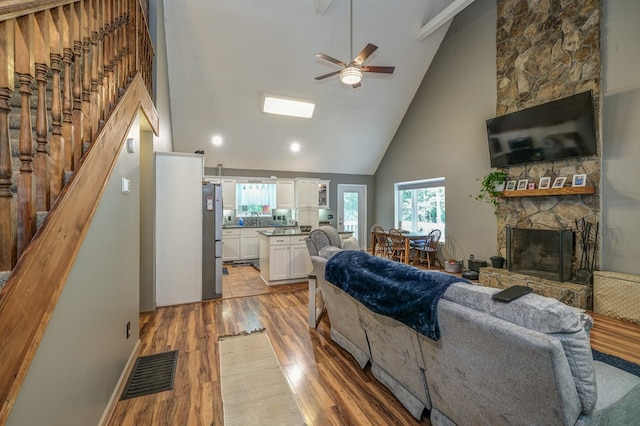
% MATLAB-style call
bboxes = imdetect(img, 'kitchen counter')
[258,229,353,237]
[223,224,298,229]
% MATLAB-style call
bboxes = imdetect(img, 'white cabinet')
[276,180,295,209]
[221,178,236,210]
[222,228,240,261]
[258,234,312,284]
[290,235,313,279]
[318,180,330,209]
[296,207,319,229]
[240,227,272,260]
[295,178,319,209]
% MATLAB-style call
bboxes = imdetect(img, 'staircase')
[0,0,156,422]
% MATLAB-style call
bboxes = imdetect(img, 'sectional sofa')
[307,235,640,425]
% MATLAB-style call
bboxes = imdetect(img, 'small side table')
[308,274,325,328]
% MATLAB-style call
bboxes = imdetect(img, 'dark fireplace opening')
[506,227,573,282]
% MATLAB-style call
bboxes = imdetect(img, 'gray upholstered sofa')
[310,247,640,425]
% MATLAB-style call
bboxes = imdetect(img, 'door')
[337,184,367,250]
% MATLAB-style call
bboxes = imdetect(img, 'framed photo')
[552,177,567,188]
[572,174,587,187]
[539,177,551,189]
[517,179,528,190]
[505,180,517,191]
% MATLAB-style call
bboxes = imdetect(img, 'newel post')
[0,19,17,270]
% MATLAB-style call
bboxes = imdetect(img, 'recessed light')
[262,94,315,118]
[290,142,301,153]
[212,135,223,146]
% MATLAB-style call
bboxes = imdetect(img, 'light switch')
[121,177,131,193]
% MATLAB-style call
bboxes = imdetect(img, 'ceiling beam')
[416,0,476,41]
[314,0,333,15]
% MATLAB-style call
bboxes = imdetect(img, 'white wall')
[374,0,498,263]
[8,120,142,425]
[601,1,640,273]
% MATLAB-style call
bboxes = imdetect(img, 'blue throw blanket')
[325,250,471,340]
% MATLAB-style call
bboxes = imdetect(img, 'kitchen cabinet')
[296,207,319,229]
[295,178,319,209]
[221,178,237,210]
[276,180,295,209]
[240,227,272,260]
[318,180,330,209]
[222,228,240,261]
[258,233,312,284]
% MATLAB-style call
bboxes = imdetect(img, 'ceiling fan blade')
[314,70,341,80]
[361,65,395,74]
[353,43,378,65]
[315,53,347,67]
[352,82,362,89]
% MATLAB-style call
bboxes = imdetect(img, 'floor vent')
[120,350,178,400]
[223,267,229,275]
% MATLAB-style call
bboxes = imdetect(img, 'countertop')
[257,229,353,237]
[223,224,298,229]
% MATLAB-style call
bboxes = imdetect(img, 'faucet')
[251,212,259,217]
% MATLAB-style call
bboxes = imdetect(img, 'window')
[236,183,276,216]
[395,178,445,238]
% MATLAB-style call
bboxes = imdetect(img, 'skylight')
[262,94,315,118]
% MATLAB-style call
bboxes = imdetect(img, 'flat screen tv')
[486,91,597,167]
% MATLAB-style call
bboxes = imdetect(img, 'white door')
[337,184,367,250]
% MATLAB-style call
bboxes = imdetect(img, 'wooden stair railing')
[0,0,154,272]
[0,0,156,421]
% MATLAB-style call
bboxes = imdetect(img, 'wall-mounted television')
[486,91,597,167]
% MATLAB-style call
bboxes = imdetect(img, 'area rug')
[592,349,640,377]
[219,330,306,425]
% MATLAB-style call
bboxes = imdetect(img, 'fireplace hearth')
[506,227,573,282]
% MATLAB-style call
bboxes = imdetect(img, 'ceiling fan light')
[340,67,363,85]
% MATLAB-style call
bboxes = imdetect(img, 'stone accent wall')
[480,267,593,309]
[494,0,602,277]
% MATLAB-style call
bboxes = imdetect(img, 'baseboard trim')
[99,339,142,426]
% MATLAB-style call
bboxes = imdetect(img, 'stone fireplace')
[507,227,573,282]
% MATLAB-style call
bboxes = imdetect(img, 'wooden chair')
[412,229,443,268]
[371,225,391,258]
[388,228,407,263]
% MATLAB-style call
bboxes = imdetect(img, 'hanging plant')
[476,171,507,212]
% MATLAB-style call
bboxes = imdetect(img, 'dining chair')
[371,224,391,258]
[412,229,442,268]
[387,228,407,263]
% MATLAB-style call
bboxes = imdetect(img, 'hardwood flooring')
[107,264,429,425]
[107,264,640,425]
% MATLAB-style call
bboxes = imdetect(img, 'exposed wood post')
[71,1,84,166]
[49,6,64,204]
[15,14,36,257]
[0,19,17,271]
[34,10,51,212]
[62,4,74,172]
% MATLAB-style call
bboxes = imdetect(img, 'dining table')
[370,230,430,264]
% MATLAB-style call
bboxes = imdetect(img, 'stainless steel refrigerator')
[202,182,223,299]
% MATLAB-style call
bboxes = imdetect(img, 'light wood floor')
[107,264,640,425]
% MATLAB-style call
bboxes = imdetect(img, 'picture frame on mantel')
[539,177,551,189]
[552,177,567,188]
[517,179,528,190]
[572,174,587,187]
[506,180,517,191]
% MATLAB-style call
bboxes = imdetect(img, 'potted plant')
[476,170,507,213]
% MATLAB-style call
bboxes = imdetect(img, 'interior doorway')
[337,184,367,250]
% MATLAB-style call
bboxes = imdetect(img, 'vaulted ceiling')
[163,0,475,175]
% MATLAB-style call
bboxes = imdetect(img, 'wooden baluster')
[90,0,102,135]
[62,4,74,172]
[34,11,51,212]
[122,0,131,84]
[72,1,84,166]
[49,6,64,204]
[82,0,92,147]
[0,19,17,271]
[102,2,112,114]
[16,14,36,257]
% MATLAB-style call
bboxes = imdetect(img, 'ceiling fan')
[314,0,395,88]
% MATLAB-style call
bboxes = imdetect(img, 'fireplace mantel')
[499,186,596,198]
